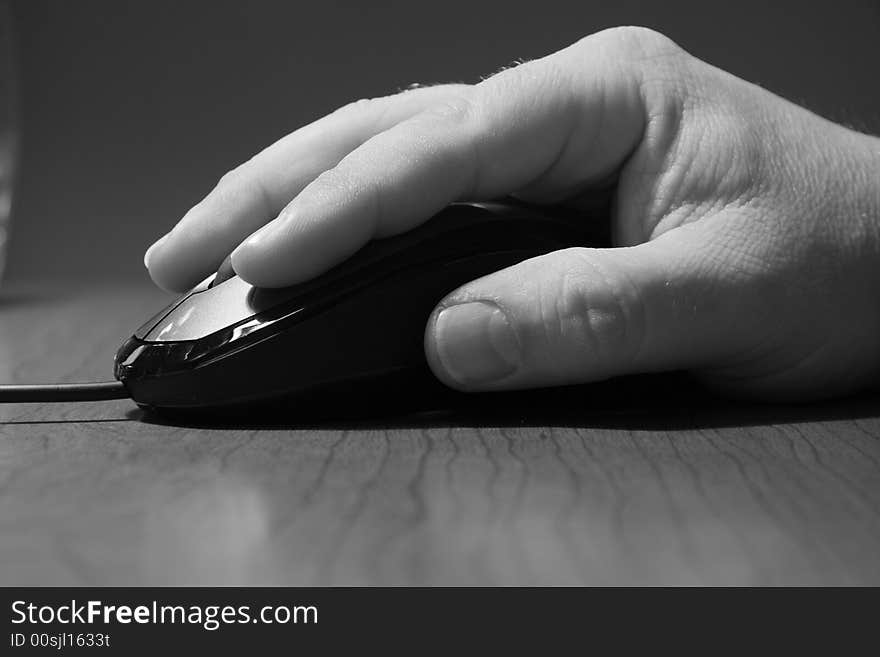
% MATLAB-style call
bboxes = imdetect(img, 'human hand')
[144,27,880,400]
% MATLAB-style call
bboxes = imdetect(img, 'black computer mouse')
[115,200,611,418]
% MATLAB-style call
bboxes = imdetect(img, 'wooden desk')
[1,282,879,585]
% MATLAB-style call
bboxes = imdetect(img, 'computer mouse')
[115,200,611,418]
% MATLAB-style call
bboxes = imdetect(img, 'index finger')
[231,28,670,287]
[145,84,472,291]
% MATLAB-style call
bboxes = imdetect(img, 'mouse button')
[134,297,186,339]
[246,284,309,315]
[143,275,259,342]
[470,199,612,244]
[132,274,217,339]
[302,203,491,279]
[267,203,502,292]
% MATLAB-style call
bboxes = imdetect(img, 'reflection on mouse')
[115,200,610,418]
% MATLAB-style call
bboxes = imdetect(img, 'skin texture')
[144,27,880,401]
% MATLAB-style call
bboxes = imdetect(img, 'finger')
[145,84,471,291]
[423,223,772,392]
[231,28,677,287]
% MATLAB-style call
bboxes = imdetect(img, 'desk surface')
[1,282,879,585]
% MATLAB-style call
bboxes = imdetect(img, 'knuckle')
[589,26,684,62]
[420,91,479,126]
[549,249,646,368]
[305,164,383,235]
[307,166,348,196]
[434,82,472,95]
[406,82,472,96]
[570,27,693,95]
[333,96,381,117]
[216,166,243,188]
[331,84,477,123]
[211,164,271,216]
[303,164,372,212]
[567,27,695,116]
[212,166,250,204]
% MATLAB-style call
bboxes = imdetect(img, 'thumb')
[424,231,763,391]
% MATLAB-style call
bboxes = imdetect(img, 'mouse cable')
[0,381,130,402]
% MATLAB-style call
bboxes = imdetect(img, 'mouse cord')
[0,381,130,402]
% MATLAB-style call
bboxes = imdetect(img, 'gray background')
[7,0,880,283]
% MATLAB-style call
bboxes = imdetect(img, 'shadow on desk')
[133,372,880,432]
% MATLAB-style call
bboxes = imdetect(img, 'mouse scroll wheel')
[209,254,237,288]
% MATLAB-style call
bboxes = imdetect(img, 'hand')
[144,27,880,401]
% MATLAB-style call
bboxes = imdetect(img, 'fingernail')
[143,234,169,269]
[433,301,519,385]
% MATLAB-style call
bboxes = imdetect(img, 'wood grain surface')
[1,282,879,585]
